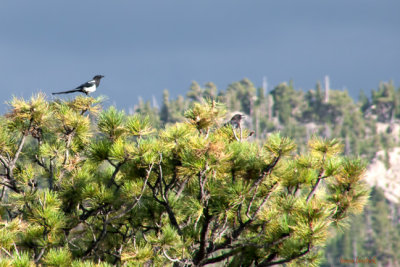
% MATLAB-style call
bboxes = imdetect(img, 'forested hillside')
[138,78,399,159]
[133,77,400,266]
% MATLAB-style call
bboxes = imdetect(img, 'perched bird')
[225,114,245,129]
[52,75,104,96]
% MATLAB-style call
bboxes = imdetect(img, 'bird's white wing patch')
[83,84,96,93]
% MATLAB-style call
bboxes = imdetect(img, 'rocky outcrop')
[364,147,400,203]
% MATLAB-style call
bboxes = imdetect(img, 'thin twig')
[163,249,181,263]
[257,243,311,266]
[246,184,260,218]
[34,246,47,263]
[63,133,74,165]
[306,154,326,203]
[0,155,8,168]
[108,163,154,222]
[1,247,12,257]
[232,128,239,141]
[11,118,32,169]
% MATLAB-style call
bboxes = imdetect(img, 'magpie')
[225,114,245,129]
[52,75,104,96]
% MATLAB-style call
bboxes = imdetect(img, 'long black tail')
[52,89,81,95]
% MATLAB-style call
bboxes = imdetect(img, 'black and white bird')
[52,75,104,96]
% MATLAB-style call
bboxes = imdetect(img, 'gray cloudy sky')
[0,0,399,111]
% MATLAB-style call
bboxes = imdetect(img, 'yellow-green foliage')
[0,95,369,266]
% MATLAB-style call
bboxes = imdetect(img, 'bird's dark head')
[227,114,245,128]
[93,75,104,80]
[231,114,245,121]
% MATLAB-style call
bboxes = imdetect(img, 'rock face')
[364,147,400,203]
[376,122,400,143]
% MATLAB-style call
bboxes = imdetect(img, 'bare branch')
[1,247,12,257]
[163,203,183,236]
[108,160,126,188]
[108,163,154,222]
[193,206,212,265]
[11,129,30,168]
[250,155,280,192]
[34,246,47,263]
[63,133,74,165]
[246,183,260,218]
[163,249,182,263]
[83,214,110,257]
[251,182,278,220]
[257,243,311,266]
[203,234,291,266]
[200,248,241,265]
[0,186,5,201]
[106,158,117,168]
[231,233,290,250]
[232,128,239,141]
[34,154,49,172]
[0,155,8,168]
[0,181,12,188]
[175,176,189,198]
[306,155,326,203]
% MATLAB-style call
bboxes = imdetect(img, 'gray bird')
[225,114,245,129]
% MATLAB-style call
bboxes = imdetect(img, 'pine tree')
[0,95,369,266]
[160,89,171,124]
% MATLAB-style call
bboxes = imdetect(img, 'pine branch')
[10,130,28,169]
[257,243,311,266]
[0,154,8,168]
[233,234,291,250]
[79,203,108,221]
[48,157,55,190]
[212,219,253,252]
[250,182,278,220]
[151,155,183,236]
[162,202,183,236]
[246,184,260,218]
[306,155,326,203]
[251,155,280,192]
[147,181,162,204]
[211,187,278,255]
[0,181,14,190]
[163,249,182,263]
[108,160,124,188]
[106,158,117,168]
[232,127,239,141]
[34,154,50,172]
[201,234,290,266]
[175,176,189,198]
[193,206,212,265]
[83,214,110,257]
[108,163,154,222]
[198,168,208,203]
[63,132,74,165]
[0,121,32,193]
[34,246,47,263]
[0,186,5,201]
[306,177,322,203]
[166,160,180,192]
[0,247,12,257]
[200,248,242,265]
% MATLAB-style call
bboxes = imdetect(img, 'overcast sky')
[1,0,399,111]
